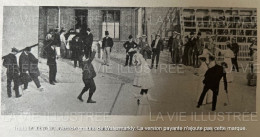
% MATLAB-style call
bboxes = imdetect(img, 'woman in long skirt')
[215,42,235,82]
[134,90,156,115]
[132,49,155,115]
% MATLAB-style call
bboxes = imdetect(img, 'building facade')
[38,7,179,56]
[38,7,144,56]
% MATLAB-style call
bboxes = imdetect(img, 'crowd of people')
[167,31,241,71]
[167,31,258,111]
[122,30,252,113]
[43,26,115,103]
[2,26,257,113]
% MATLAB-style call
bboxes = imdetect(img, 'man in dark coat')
[46,44,57,85]
[193,32,204,68]
[2,48,22,98]
[138,35,151,60]
[231,38,239,72]
[19,47,32,92]
[182,36,190,65]
[151,34,163,69]
[188,32,196,66]
[53,28,61,47]
[27,47,44,91]
[84,28,93,58]
[53,28,61,58]
[123,35,138,66]
[71,35,84,68]
[102,31,114,66]
[169,31,179,64]
[77,50,97,103]
[197,56,228,111]
[168,32,174,50]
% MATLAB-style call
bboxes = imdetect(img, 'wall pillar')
[137,8,143,38]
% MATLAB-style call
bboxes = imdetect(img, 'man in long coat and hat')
[19,47,32,92]
[151,34,163,69]
[27,47,44,91]
[123,35,138,66]
[102,31,114,66]
[2,48,22,98]
[46,43,58,85]
[84,28,93,58]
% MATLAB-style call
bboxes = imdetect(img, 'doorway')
[75,9,88,30]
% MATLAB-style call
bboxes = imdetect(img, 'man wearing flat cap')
[151,34,163,69]
[2,48,22,98]
[102,31,114,66]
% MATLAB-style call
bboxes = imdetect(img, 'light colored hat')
[173,31,178,34]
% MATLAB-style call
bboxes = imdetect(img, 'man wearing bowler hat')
[123,35,138,66]
[2,48,22,98]
[151,34,163,69]
[19,47,32,92]
[102,31,114,66]
[84,28,93,58]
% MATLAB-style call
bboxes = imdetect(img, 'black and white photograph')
[1,6,257,115]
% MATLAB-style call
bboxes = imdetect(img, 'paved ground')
[1,50,256,115]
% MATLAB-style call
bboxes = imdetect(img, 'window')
[75,10,88,29]
[102,10,120,39]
